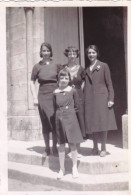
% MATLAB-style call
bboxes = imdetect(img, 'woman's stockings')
[58,144,65,172]
[93,132,98,150]
[101,131,108,151]
[69,143,79,178]
[43,132,50,150]
[52,132,57,149]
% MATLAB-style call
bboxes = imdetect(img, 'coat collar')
[86,60,101,75]
[86,60,101,81]
[91,60,101,73]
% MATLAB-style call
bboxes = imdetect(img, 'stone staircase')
[8,139,129,191]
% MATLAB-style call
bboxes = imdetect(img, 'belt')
[40,80,57,85]
[57,106,73,111]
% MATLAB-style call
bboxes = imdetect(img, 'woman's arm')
[30,63,39,106]
[53,92,57,113]
[81,67,86,90]
[104,63,114,107]
[30,80,38,106]
[73,89,80,112]
[81,81,85,90]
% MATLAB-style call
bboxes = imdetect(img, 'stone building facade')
[7,7,128,147]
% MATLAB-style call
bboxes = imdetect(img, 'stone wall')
[7,7,44,141]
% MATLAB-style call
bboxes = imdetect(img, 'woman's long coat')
[84,60,117,134]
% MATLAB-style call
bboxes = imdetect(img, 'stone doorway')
[83,7,127,147]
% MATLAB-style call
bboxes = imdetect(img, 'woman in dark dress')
[84,45,117,157]
[30,43,58,156]
[61,46,86,139]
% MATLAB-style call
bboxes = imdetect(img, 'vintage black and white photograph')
[4,5,129,193]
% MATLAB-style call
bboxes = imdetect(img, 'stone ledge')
[122,114,128,149]
[8,162,129,191]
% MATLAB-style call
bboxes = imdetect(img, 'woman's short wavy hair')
[40,42,53,58]
[57,68,71,84]
[85,45,100,58]
[64,46,80,58]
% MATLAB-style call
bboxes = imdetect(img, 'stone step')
[8,162,129,191]
[8,140,128,175]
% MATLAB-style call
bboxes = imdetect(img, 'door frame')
[78,7,85,68]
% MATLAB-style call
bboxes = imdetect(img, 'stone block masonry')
[7,7,44,141]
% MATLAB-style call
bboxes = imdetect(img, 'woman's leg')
[92,132,99,155]
[43,132,50,156]
[52,132,58,155]
[76,143,82,158]
[69,143,79,178]
[57,144,65,179]
[100,131,108,157]
[101,131,108,151]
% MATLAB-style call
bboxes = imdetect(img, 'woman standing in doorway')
[84,45,117,157]
[30,43,58,156]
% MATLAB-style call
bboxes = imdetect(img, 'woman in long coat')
[84,45,117,157]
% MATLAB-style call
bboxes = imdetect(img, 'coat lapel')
[86,60,101,81]
[91,60,101,74]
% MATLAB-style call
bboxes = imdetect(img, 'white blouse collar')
[54,86,72,93]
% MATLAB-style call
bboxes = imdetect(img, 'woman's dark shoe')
[83,134,89,140]
[100,150,106,157]
[42,148,50,157]
[92,148,99,155]
[52,147,58,156]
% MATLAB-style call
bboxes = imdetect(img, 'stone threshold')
[8,161,129,191]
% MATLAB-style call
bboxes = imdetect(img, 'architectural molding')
[24,7,34,12]
[25,6,34,110]
[78,8,85,68]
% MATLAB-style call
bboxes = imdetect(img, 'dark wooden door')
[44,7,80,65]
[83,7,127,146]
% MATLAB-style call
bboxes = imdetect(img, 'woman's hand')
[108,101,114,108]
[30,81,38,106]
[81,81,85,90]
[33,98,38,106]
